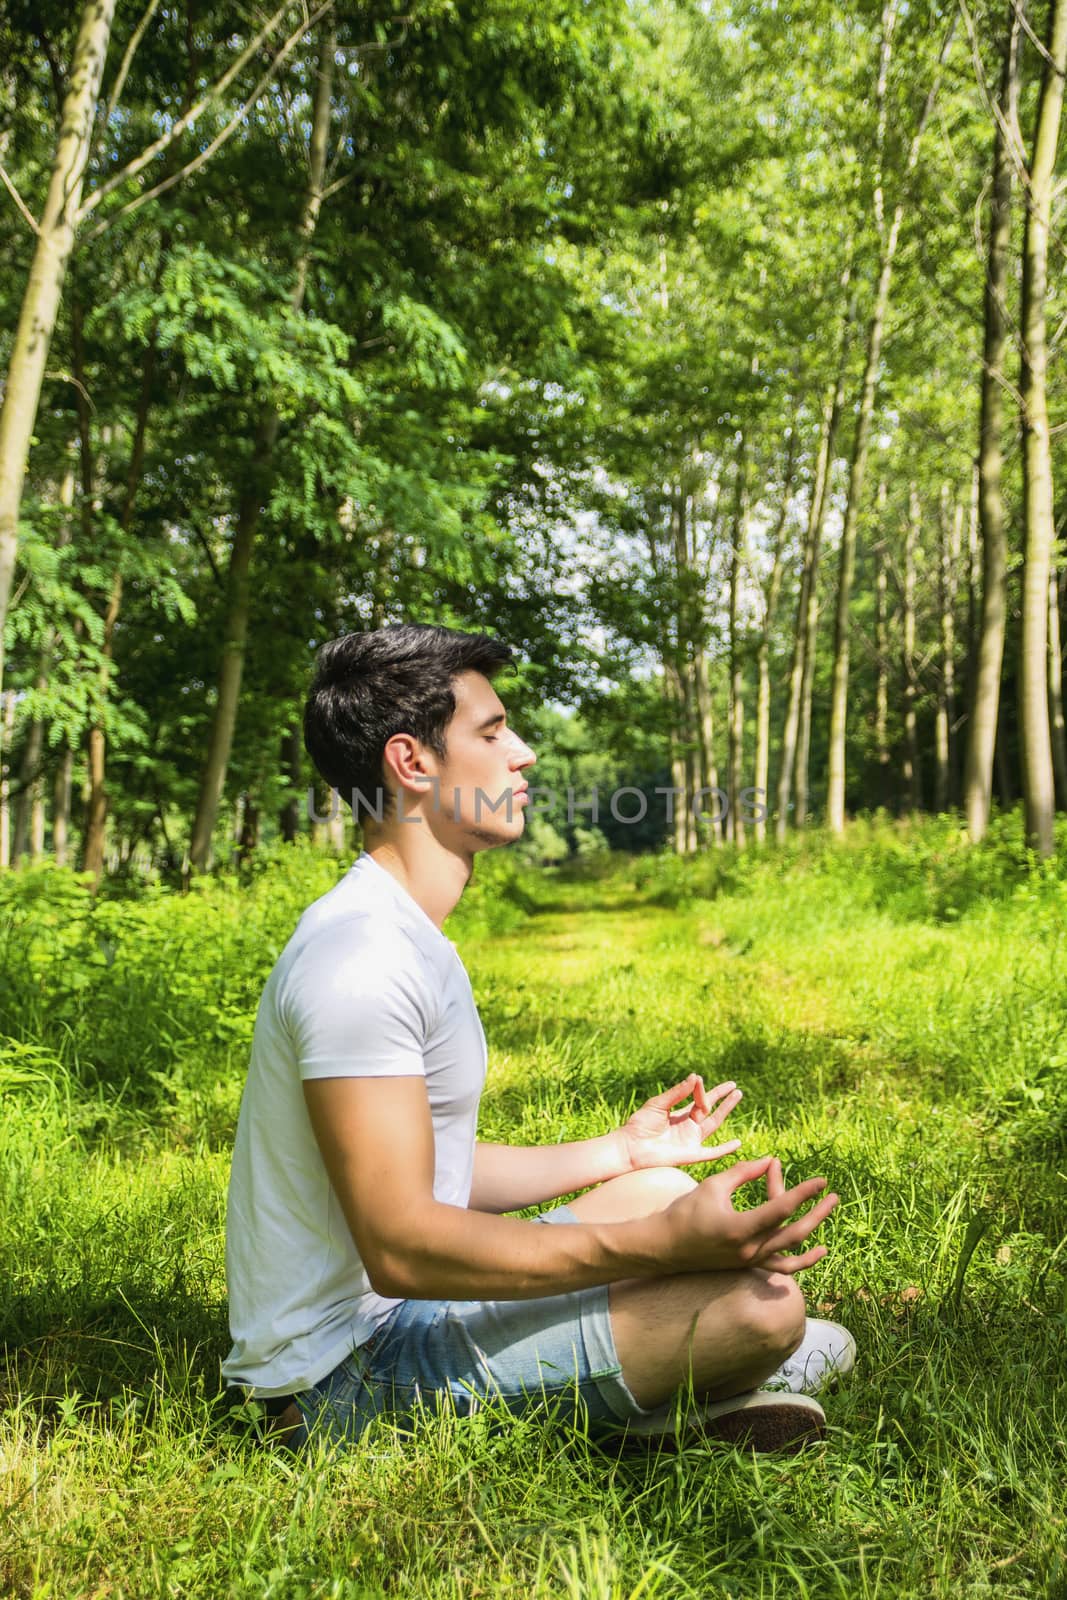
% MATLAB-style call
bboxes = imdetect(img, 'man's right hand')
[661,1155,839,1275]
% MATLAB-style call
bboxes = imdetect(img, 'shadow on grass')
[0,1282,231,1421]
[480,1020,863,1118]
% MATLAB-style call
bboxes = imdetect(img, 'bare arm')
[469,1134,628,1213]
[470,1075,745,1212]
[302,1075,838,1301]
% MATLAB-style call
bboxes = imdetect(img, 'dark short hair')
[303,623,515,819]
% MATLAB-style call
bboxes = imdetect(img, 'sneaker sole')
[699,1394,826,1454]
[606,1391,826,1456]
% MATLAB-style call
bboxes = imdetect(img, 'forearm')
[469,1133,630,1213]
[377,1197,669,1300]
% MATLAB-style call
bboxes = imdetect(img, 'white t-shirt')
[221,849,488,1396]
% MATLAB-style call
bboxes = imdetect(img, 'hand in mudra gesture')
[664,1154,839,1276]
[619,1072,743,1172]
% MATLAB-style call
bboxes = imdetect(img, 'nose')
[509,732,536,769]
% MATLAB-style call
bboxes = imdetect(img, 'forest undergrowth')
[1,814,1065,1598]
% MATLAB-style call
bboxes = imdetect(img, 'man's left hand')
[617,1074,743,1173]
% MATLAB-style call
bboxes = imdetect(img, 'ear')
[382,733,435,796]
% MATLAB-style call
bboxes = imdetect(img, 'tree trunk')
[0,691,15,866]
[10,711,45,862]
[187,19,335,873]
[776,281,854,841]
[237,796,261,866]
[875,533,890,807]
[53,739,73,866]
[964,4,1019,843]
[1017,0,1067,858]
[727,446,747,848]
[81,331,158,886]
[935,483,957,812]
[754,435,795,844]
[10,454,77,864]
[902,484,922,813]
[796,593,820,827]
[1049,556,1067,808]
[0,0,117,699]
[670,488,701,851]
[825,19,954,833]
[826,237,900,833]
[664,658,689,854]
[280,721,304,840]
[694,643,722,845]
[963,463,981,741]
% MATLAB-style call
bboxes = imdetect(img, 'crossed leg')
[563,1167,807,1411]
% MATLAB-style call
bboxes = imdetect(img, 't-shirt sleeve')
[280,926,435,1081]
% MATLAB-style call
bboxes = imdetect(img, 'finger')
[698,1138,742,1161]
[757,1243,828,1275]
[672,1140,742,1168]
[699,1087,742,1132]
[741,1175,830,1238]
[645,1073,702,1113]
[722,1155,776,1192]
[703,1079,738,1107]
[766,1156,784,1202]
[758,1192,840,1258]
[694,1076,711,1116]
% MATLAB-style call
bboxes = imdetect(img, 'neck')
[363,829,474,930]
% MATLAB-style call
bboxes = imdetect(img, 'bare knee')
[628,1166,697,1206]
[742,1270,806,1362]
[569,1165,697,1225]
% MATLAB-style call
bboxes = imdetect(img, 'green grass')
[2,818,1066,1597]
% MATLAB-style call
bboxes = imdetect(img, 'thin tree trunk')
[1049,555,1067,808]
[10,713,45,862]
[727,445,748,847]
[664,658,689,854]
[81,334,158,886]
[754,435,795,844]
[10,455,77,863]
[1017,0,1067,858]
[935,483,955,812]
[0,691,15,865]
[963,462,981,743]
[237,796,261,866]
[53,739,73,865]
[826,239,899,833]
[776,279,854,841]
[671,487,701,851]
[682,658,700,852]
[188,18,335,872]
[280,722,304,840]
[875,533,890,807]
[694,643,722,845]
[902,484,922,814]
[0,0,117,699]
[796,594,820,827]
[964,5,1019,842]
[826,18,955,833]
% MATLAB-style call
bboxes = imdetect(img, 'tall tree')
[0,0,117,700]
[963,1,1020,842]
[187,17,336,873]
[826,9,955,833]
[1017,0,1067,857]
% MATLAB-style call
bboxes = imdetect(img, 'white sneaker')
[614,1389,826,1454]
[762,1318,856,1395]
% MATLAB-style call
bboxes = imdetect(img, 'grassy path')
[2,843,1066,1597]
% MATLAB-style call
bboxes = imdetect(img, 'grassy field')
[2,818,1066,1598]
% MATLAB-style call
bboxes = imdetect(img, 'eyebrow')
[476,712,507,731]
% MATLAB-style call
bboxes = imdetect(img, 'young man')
[222,622,853,1453]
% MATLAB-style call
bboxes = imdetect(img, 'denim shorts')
[287,1204,661,1450]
